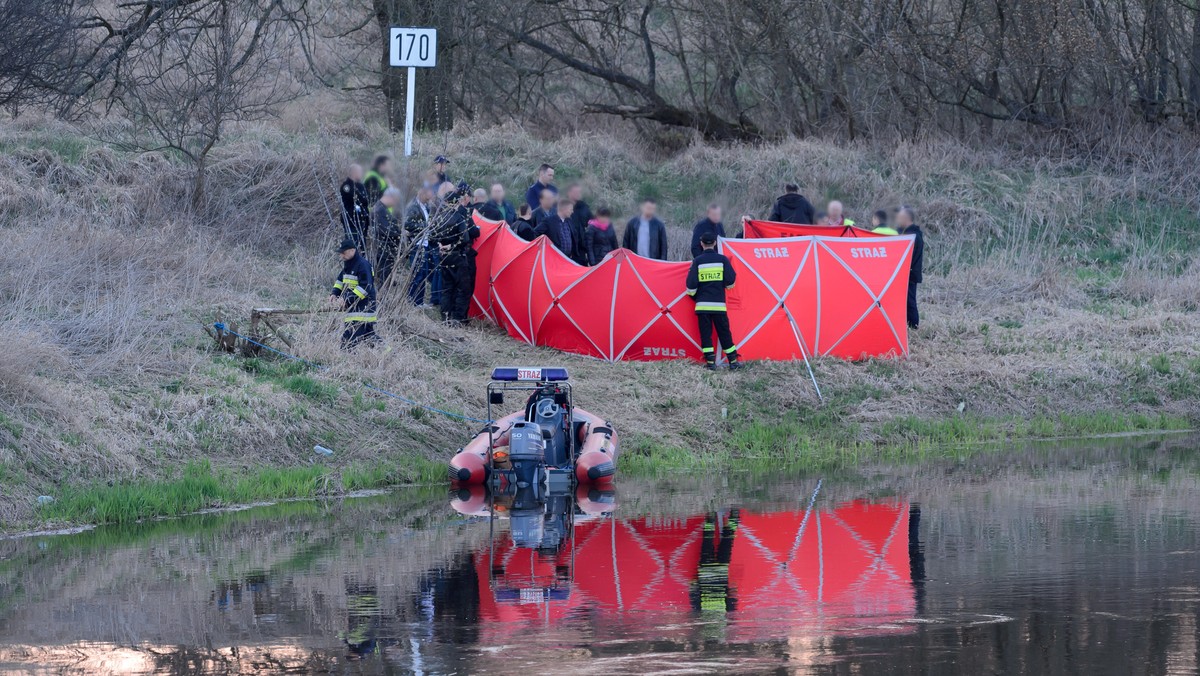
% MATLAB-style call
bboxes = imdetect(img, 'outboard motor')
[531,396,569,467]
[508,485,545,548]
[507,421,546,490]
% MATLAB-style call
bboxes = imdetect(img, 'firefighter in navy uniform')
[329,238,378,347]
[339,164,369,250]
[692,509,740,613]
[686,231,741,369]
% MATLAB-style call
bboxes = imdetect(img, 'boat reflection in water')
[450,483,922,644]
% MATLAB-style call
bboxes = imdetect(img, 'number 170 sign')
[390,27,437,68]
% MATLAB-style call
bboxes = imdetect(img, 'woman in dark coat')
[584,207,619,265]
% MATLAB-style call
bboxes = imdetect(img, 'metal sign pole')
[405,66,416,157]
[390,26,437,157]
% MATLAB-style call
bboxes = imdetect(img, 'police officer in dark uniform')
[686,232,741,369]
[329,238,378,347]
[340,164,369,250]
[435,186,480,324]
[437,234,475,324]
[433,155,451,184]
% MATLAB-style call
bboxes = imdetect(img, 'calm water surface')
[1,436,1198,674]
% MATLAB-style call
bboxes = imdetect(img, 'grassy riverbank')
[2,117,1199,529]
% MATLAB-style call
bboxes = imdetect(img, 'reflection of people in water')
[909,504,926,613]
[692,509,739,613]
[340,582,382,659]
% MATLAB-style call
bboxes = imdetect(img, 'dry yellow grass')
[0,115,1198,526]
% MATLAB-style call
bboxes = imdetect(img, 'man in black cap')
[768,183,816,225]
[437,232,476,324]
[429,184,479,310]
[686,231,741,370]
[329,238,378,347]
[433,155,451,185]
[339,164,369,250]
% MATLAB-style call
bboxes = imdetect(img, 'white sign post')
[388,27,438,157]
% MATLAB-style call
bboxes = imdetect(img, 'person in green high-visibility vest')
[871,209,899,235]
[363,155,392,206]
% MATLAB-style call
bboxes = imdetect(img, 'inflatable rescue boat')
[449,367,618,489]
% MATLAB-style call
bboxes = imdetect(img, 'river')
[1,435,1198,674]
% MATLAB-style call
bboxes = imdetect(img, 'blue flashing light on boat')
[490,367,570,382]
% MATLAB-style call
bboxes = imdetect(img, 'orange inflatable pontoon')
[449,367,618,489]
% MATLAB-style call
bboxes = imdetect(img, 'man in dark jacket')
[584,207,618,265]
[363,155,391,206]
[896,205,925,330]
[512,205,538,241]
[488,183,517,224]
[471,188,503,222]
[541,197,586,265]
[531,188,558,234]
[621,199,669,260]
[686,232,740,369]
[339,164,369,250]
[768,184,816,225]
[690,204,727,258]
[329,238,378,348]
[371,188,404,285]
[525,164,557,210]
[566,184,592,257]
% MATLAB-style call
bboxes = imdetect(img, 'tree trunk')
[191,154,207,211]
[1189,3,1200,123]
[373,0,456,133]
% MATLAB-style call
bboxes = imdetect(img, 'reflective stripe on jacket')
[685,250,736,313]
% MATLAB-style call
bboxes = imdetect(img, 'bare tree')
[105,0,301,208]
[0,0,75,111]
[480,0,762,141]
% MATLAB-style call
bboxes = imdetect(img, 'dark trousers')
[906,282,920,329]
[376,244,399,287]
[429,248,444,306]
[440,258,476,323]
[342,320,377,348]
[697,312,739,363]
[406,246,443,306]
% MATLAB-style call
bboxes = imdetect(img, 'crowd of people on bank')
[328,154,926,366]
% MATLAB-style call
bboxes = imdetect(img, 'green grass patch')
[623,411,1193,477]
[0,412,24,440]
[279,375,339,403]
[35,454,449,527]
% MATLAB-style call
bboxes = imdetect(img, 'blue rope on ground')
[213,323,491,424]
